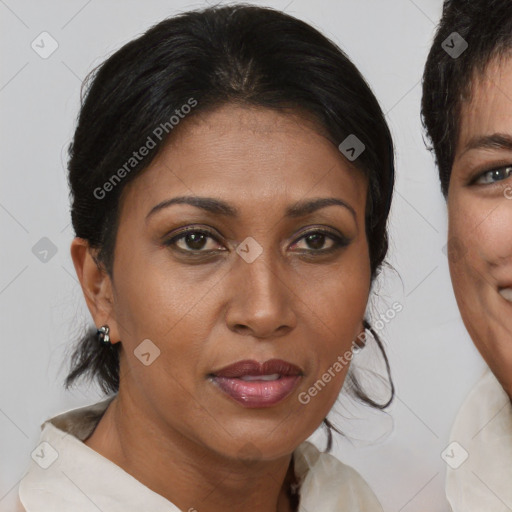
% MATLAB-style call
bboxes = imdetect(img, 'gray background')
[0,1,486,511]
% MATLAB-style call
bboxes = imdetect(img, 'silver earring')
[96,324,111,344]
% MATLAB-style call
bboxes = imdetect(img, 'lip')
[209,359,303,408]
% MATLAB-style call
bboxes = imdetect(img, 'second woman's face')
[106,104,370,460]
[449,58,512,398]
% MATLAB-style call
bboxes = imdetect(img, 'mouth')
[208,359,303,408]
[499,287,512,302]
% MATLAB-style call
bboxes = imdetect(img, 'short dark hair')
[422,0,512,196]
[64,4,395,444]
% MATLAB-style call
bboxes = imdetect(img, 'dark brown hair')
[422,0,512,196]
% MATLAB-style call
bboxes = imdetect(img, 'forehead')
[457,57,512,149]
[120,104,367,215]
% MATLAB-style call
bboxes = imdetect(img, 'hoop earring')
[354,326,367,349]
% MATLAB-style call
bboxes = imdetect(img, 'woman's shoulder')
[17,397,172,512]
[293,441,383,511]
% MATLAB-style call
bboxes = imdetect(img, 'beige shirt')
[446,367,512,511]
[17,397,383,511]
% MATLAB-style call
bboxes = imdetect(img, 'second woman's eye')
[475,166,512,185]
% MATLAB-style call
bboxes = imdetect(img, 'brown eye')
[180,232,209,251]
[164,228,224,253]
[291,229,349,253]
[302,233,330,250]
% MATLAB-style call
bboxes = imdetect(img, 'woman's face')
[448,58,512,398]
[97,104,370,460]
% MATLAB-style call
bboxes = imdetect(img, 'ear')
[70,237,120,344]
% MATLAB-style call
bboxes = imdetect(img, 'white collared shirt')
[446,367,512,511]
[18,397,383,511]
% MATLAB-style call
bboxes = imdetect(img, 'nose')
[224,250,297,340]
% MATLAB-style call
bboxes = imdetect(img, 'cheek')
[446,195,483,325]
[448,195,512,272]
[297,241,370,324]
[302,255,370,375]
[111,250,212,386]
[113,272,178,337]
[113,237,218,334]
[112,270,209,413]
[474,205,512,260]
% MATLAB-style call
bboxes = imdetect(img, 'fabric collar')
[446,367,512,511]
[19,397,383,511]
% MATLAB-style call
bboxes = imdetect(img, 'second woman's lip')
[210,375,302,408]
[208,359,304,408]
[210,359,303,378]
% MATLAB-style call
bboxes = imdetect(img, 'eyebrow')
[145,196,356,223]
[461,133,512,155]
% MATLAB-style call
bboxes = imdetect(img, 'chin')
[211,430,304,463]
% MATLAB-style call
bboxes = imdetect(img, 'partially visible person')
[422,1,512,510]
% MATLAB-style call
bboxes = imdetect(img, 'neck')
[84,390,298,512]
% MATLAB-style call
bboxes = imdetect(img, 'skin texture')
[448,57,512,399]
[71,104,371,512]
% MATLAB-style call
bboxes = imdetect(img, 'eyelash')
[163,226,350,256]
[473,165,512,185]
